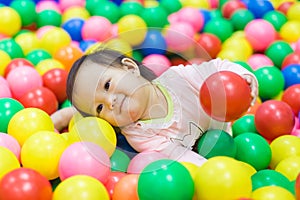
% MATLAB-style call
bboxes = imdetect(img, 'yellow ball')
[180,0,209,9]
[21,131,68,180]
[40,27,71,55]
[275,155,300,181]
[287,2,300,21]
[195,156,252,200]
[118,14,147,47]
[69,117,116,156]
[62,6,90,23]
[7,108,55,146]
[251,185,295,200]
[35,58,65,75]
[222,37,253,59]
[217,48,249,62]
[53,175,110,200]
[104,38,133,57]
[0,7,21,36]
[14,32,40,56]
[270,135,300,169]
[280,20,300,43]
[0,146,20,179]
[0,50,11,76]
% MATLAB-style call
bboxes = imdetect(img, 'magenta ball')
[0,132,21,161]
[177,7,204,32]
[245,19,276,52]
[81,16,112,42]
[247,54,274,70]
[59,141,111,183]
[142,54,171,76]
[36,1,61,13]
[127,151,168,174]
[6,66,42,99]
[59,0,85,11]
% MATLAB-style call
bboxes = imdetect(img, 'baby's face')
[72,60,150,127]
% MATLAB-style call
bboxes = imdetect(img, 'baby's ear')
[121,58,141,76]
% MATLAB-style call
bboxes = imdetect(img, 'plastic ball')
[269,135,300,169]
[35,58,65,75]
[18,86,58,115]
[0,146,20,179]
[6,66,42,99]
[254,66,284,100]
[0,98,24,133]
[221,0,247,18]
[138,29,167,56]
[92,1,120,24]
[282,52,300,69]
[42,68,68,103]
[265,40,294,68]
[176,7,204,31]
[140,5,168,28]
[36,9,62,28]
[263,10,287,31]
[10,0,37,26]
[232,114,257,137]
[53,175,110,200]
[0,132,21,160]
[127,151,167,174]
[4,58,34,77]
[220,36,253,61]
[138,159,194,200]
[81,16,112,42]
[69,117,117,156]
[244,19,276,52]
[59,0,85,11]
[0,50,11,76]
[203,18,233,42]
[287,2,300,21]
[197,129,236,159]
[53,45,83,72]
[296,172,300,198]
[110,149,130,172]
[14,32,40,56]
[112,174,139,200]
[196,33,222,58]
[234,132,271,170]
[59,141,110,183]
[36,0,61,13]
[247,54,274,70]
[200,71,252,122]
[275,156,300,181]
[282,84,300,115]
[195,156,252,200]
[117,14,147,47]
[230,9,255,30]
[280,20,300,43]
[282,64,300,89]
[243,0,274,18]
[255,100,295,141]
[0,6,21,36]
[62,6,89,22]
[251,185,295,200]
[119,1,144,16]
[0,38,24,59]
[104,171,127,199]
[25,49,52,66]
[62,18,84,42]
[0,168,53,200]
[180,0,209,8]
[142,54,171,76]
[7,108,55,146]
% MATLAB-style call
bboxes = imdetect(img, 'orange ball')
[53,45,83,72]
[112,174,139,200]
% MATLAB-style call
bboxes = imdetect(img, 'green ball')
[85,0,107,14]
[10,0,37,26]
[141,6,169,28]
[197,129,236,159]
[110,149,130,172]
[254,66,285,100]
[251,169,291,191]
[132,50,144,62]
[232,114,257,137]
[235,61,254,73]
[209,9,223,19]
[234,132,271,171]
[0,38,24,58]
[60,99,72,109]
[36,9,62,28]
[92,1,120,23]
[119,1,144,17]
[159,0,182,14]
[0,98,24,133]
[263,10,287,32]
[230,9,254,30]
[25,49,52,66]
[138,159,194,200]
[203,18,233,42]
[265,41,294,68]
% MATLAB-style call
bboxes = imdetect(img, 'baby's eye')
[104,80,110,91]
[96,104,103,114]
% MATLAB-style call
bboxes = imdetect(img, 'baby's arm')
[51,107,75,131]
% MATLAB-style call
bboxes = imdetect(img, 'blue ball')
[199,9,211,27]
[242,0,274,18]
[282,64,300,89]
[62,18,84,42]
[79,39,97,52]
[138,29,167,56]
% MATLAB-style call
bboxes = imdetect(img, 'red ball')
[18,86,58,115]
[281,52,300,69]
[282,84,300,115]
[42,68,68,103]
[104,171,127,199]
[221,0,246,18]
[296,173,300,200]
[254,100,295,141]
[4,58,34,78]
[277,1,294,15]
[200,71,252,122]
[196,33,222,59]
[0,168,53,200]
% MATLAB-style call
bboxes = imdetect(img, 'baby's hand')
[242,74,258,106]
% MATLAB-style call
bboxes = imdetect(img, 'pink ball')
[59,142,111,183]
[6,66,42,99]
[127,151,168,174]
[177,7,204,32]
[0,76,9,87]
[142,54,171,76]
[59,0,85,11]
[0,132,21,161]
[36,1,61,13]
[245,19,276,52]
[81,16,112,42]
[165,22,195,52]
[36,26,55,39]
[167,13,179,24]
[0,84,11,98]
[247,53,274,70]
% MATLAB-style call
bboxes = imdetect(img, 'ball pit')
[0,0,299,199]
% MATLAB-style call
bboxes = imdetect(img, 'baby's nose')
[107,94,116,110]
